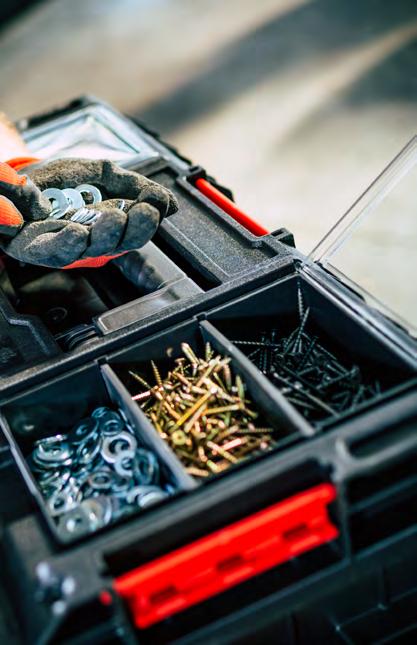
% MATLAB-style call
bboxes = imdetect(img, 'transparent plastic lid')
[23,104,159,164]
[309,136,417,337]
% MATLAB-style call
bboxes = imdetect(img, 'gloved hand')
[0,158,178,269]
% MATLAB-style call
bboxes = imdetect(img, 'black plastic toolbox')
[0,97,415,644]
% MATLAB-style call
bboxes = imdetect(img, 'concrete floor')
[1,0,416,328]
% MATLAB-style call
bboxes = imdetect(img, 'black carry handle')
[335,390,417,475]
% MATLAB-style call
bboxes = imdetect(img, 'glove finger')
[3,219,88,268]
[82,207,127,258]
[116,202,160,252]
[0,161,51,221]
[97,192,176,218]
[136,182,178,218]
[0,196,24,236]
[27,159,178,217]
[0,164,51,222]
[92,198,133,211]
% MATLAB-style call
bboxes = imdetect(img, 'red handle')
[195,178,269,236]
[114,483,338,628]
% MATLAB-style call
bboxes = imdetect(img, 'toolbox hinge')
[114,483,338,629]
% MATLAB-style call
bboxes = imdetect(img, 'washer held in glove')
[42,184,103,222]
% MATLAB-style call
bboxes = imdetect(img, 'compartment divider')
[101,364,197,492]
[200,321,315,439]
[0,414,37,498]
[0,413,58,537]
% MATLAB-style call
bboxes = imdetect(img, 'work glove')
[0,159,178,269]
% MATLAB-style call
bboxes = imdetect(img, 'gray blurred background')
[1,0,417,255]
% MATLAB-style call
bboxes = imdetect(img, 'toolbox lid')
[309,136,417,339]
[23,104,159,164]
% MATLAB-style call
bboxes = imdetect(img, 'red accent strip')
[195,178,269,236]
[114,483,338,629]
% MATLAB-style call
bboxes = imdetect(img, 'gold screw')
[129,343,277,479]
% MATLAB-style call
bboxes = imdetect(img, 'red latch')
[195,178,270,236]
[114,483,338,629]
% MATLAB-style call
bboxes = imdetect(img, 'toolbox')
[0,96,415,644]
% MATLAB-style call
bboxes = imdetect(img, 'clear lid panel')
[310,137,417,337]
[23,104,159,164]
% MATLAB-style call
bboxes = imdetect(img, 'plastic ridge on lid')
[195,178,270,237]
[114,483,338,629]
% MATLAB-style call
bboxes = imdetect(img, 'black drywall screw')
[229,309,382,426]
[293,307,310,353]
[296,336,318,371]
[297,285,305,319]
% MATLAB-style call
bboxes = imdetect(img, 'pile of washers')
[29,407,172,540]
[42,183,122,225]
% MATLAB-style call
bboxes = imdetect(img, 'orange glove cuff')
[0,161,26,229]
[0,196,24,228]
[0,161,27,186]
[63,251,128,270]
[6,156,41,171]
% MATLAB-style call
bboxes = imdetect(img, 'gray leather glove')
[0,159,177,269]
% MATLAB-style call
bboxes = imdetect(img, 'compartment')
[110,318,311,481]
[207,273,416,430]
[0,363,192,544]
[0,241,202,350]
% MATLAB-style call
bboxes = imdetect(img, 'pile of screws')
[29,407,172,540]
[231,298,381,426]
[129,343,276,479]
